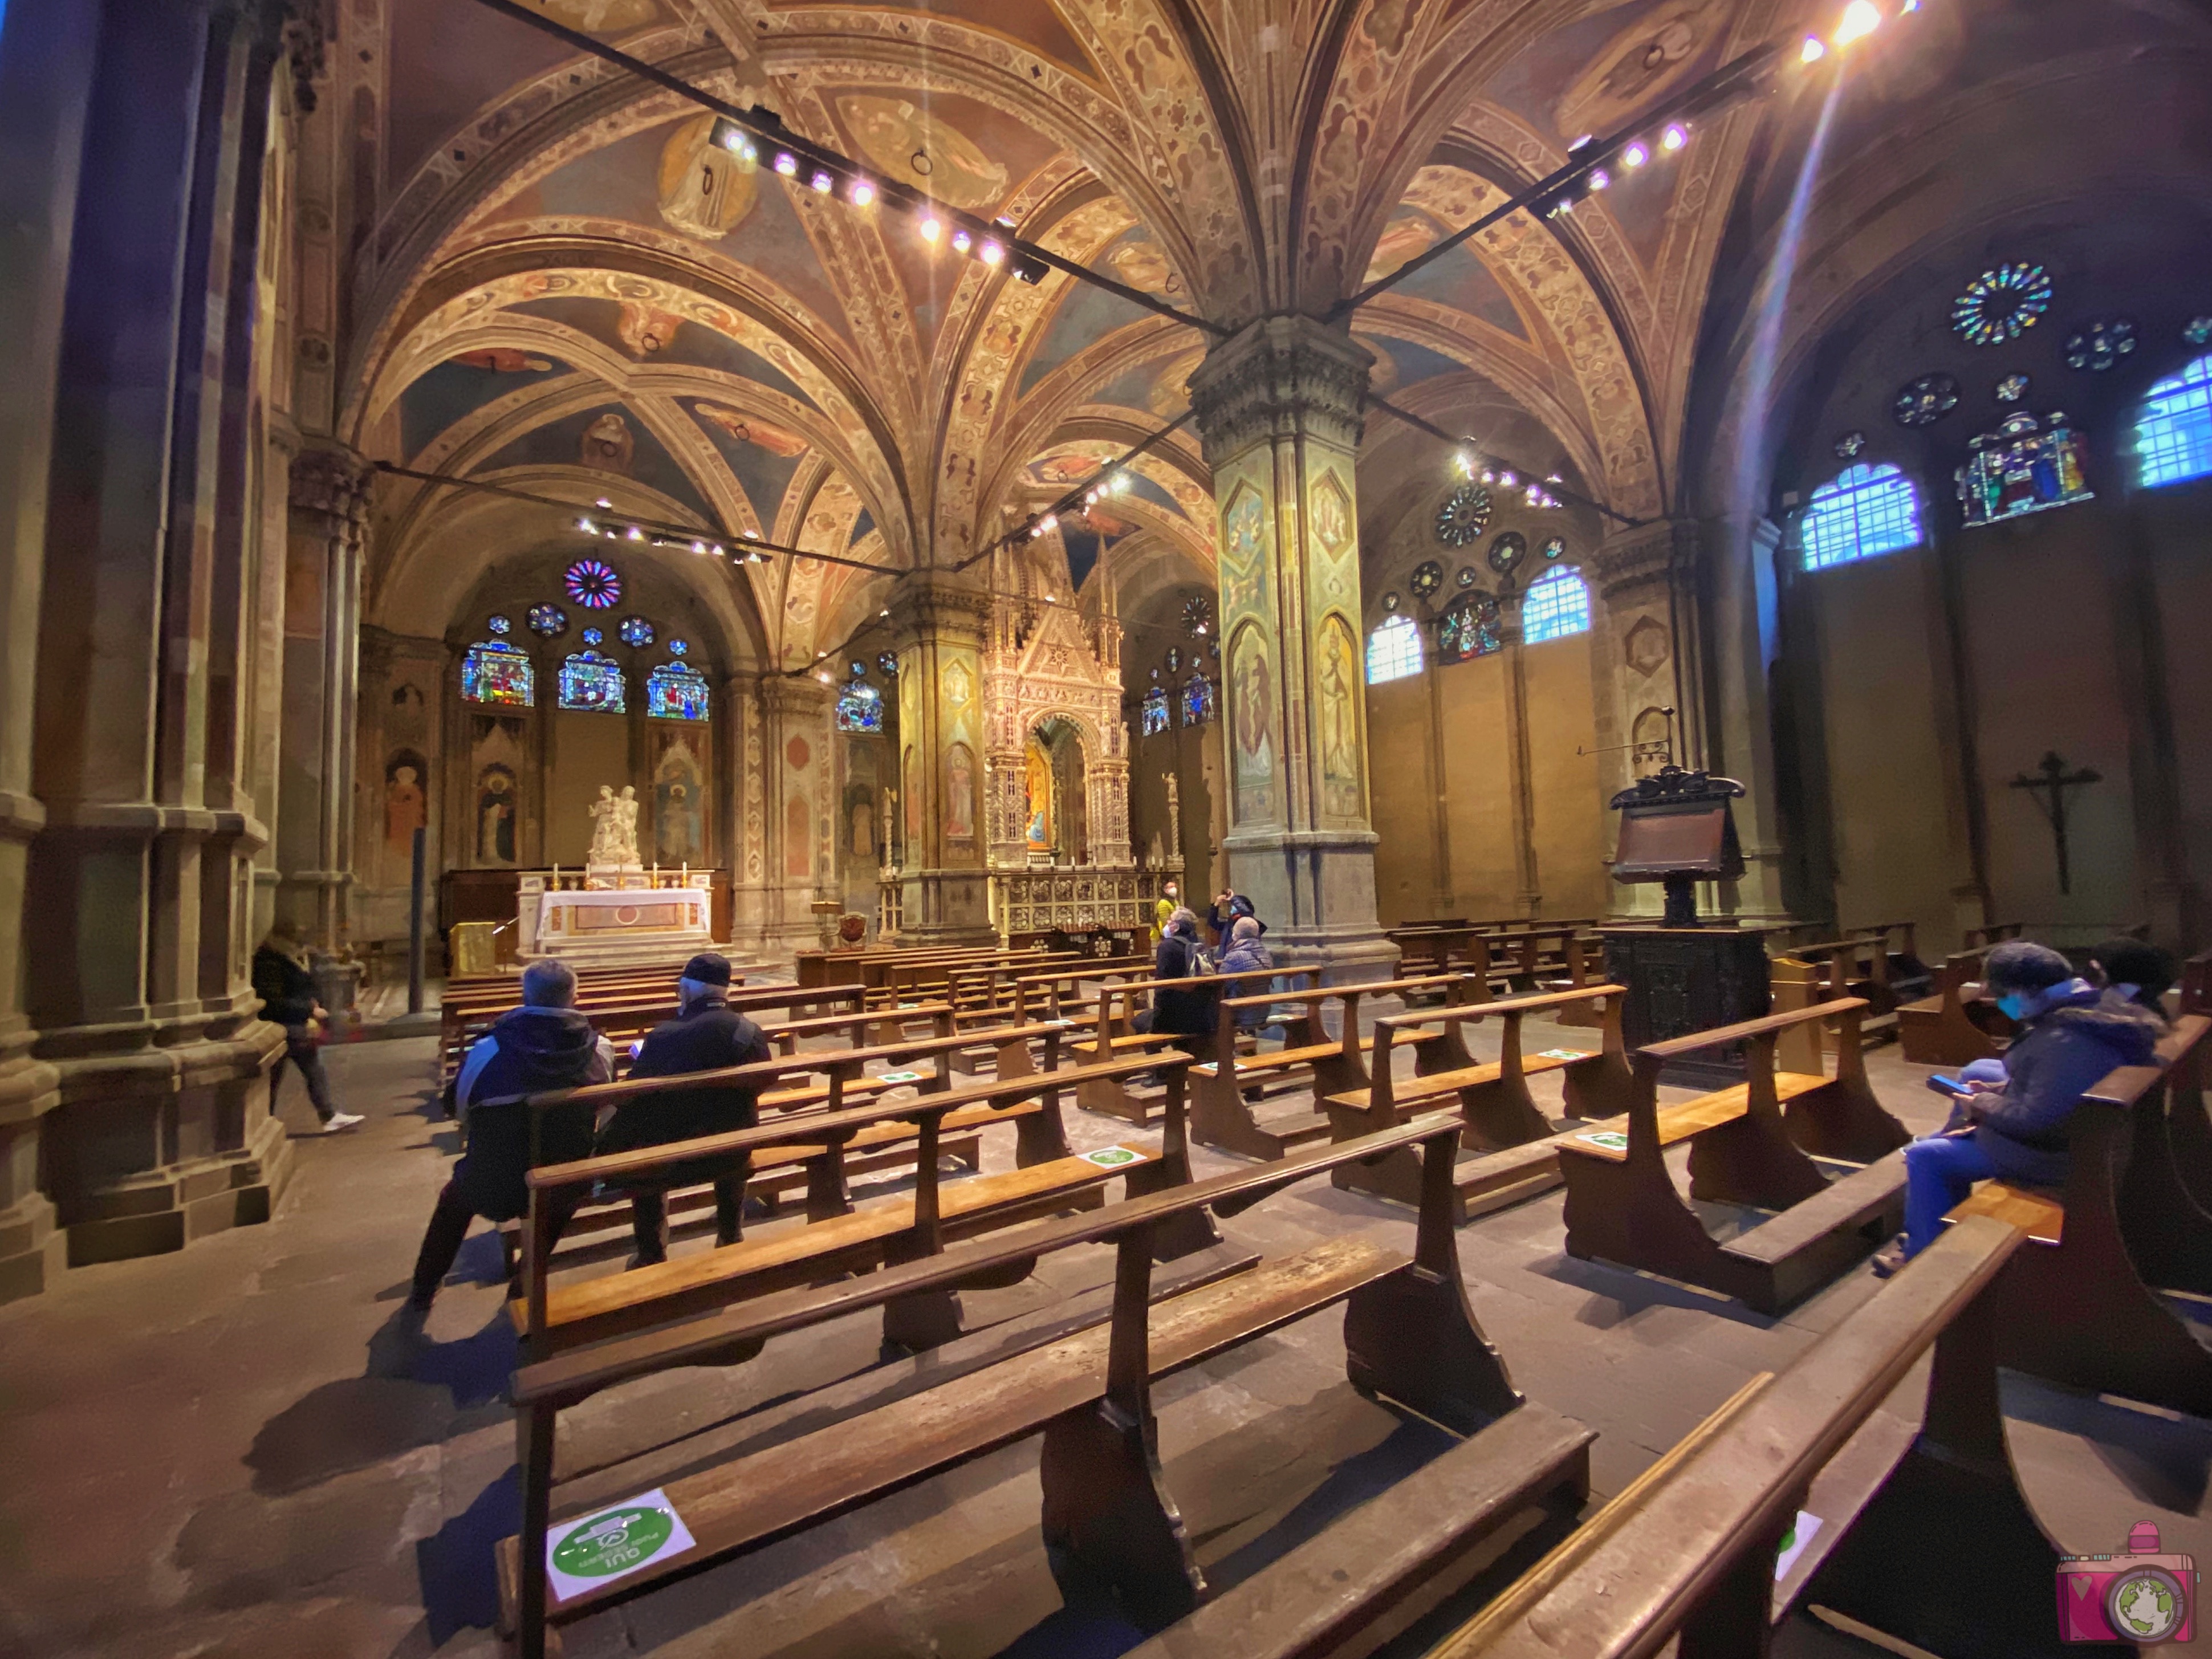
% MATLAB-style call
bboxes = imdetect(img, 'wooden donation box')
[1602,766,1770,1082]
[525,886,714,968]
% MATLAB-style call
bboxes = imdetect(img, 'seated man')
[594,953,771,1267]
[1879,941,2161,1273]
[1134,908,1220,1071]
[408,959,615,1311]
[1219,915,1282,1046]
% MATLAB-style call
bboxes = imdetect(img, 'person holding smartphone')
[1876,941,2161,1274]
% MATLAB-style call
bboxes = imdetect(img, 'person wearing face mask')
[1876,940,2162,1274]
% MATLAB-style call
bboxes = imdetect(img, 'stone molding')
[757,674,831,718]
[1186,314,1373,465]
[1589,518,1697,601]
[286,441,371,536]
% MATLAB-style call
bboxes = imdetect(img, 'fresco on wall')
[656,113,759,241]
[1230,626,1276,823]
[475,765,518,865]
[785,794,812,879]
[580,411,635,473]
[384,751,429,853]
[654,737,702,864]
[945,743,977,841]
[1316,615,1364,819]
[902,745,921,844]
[1024,739,1053,849]
[1219,482,1268,621]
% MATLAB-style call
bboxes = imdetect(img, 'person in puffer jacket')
[1219,916,1278,1039]
[1882,940,2161,1270]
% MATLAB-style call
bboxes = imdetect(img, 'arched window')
[1520,565,1592,643]
[646,661,709,721]
[1801,462,1922,571]
[1140,685,1170,735]
[558,648,625,713]
[461,639,533,706]
[1181,673,1216,727]
[835,674,882,733]
[1366,614,1421,684]
[1438,594,1502,661]
[2137,353,2212,488]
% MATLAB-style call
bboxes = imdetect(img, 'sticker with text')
[1578,1130,1630,1152]
[1774,1511,1823,1581]
[1083,1145,1144,1169]
[546,1490,696,1603]
[877,1070,925,1085]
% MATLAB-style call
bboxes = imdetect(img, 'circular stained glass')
[1834,430,1866,460]
[1455,565,1479,589]
[2065,317,2136,371]
[527,603,568,638]
[617,615,654,649]
[1181,593,1215,638]
[564,559,622,609]
[1381,590,1403,612]
[1165,646,1182,673]
[1995,373,2031,403]
[1950,262,2052,347]
[1893,373,1961,428]
[851,660,867,678]
[877,652,898,675]
[1149,666,1161,681]
[2186,316,2212,347]
[582,626,604,646]
[669,639,688,656]
[487,613,512,636]
[1540,535,1566,561]
[1409,560,1445,599]
[1434,484,1493,547]
[1487,531,1527,575]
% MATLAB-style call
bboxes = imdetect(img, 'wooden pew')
[1895,946,2016,1065]
[1947,1013,2212,1417]
[1321,985,1636,1219]
[1070,965,1318,1127]
[1556,1000,1912,1312]
[440,981,863,1085]
[1963,918,2026,948]
[2119,1013,2212,1295]
[509,1051,1217,1361]
[499,1108,1591,1659]
[2182,946,2212,1015]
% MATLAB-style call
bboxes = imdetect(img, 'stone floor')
[2,1009,2209,1658]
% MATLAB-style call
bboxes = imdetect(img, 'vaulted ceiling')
[338,0,2212,670]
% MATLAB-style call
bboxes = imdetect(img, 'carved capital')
[287,442,372,536]
[902,574,992,643]
[1589,518,1697,601]
[1187,315,1373,466]
[758,674,831,719]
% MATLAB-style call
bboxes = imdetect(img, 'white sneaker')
[323,1112,365,1133]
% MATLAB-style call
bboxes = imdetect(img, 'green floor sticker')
[546,1489,696,1603]
[877,1070,924,1084]
[1083,1145,1142,1168]
[1538,1049,1592,1062]
[1579,1130,1630,1151]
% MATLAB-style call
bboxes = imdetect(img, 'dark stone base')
[63,1109,295,1265]
[0,1194,66,1303]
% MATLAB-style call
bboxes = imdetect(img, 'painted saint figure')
[477,768,517,865]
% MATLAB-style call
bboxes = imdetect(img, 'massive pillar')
[1186,316,1392,977]
[893,578,995,946]
[26,0,291,1267]
[1699,514,1794,924]
[756,673,832,953]
[1587,518,1699,920]
[275,441,369,1003]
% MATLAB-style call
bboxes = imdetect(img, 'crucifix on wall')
[2008,750,2101,895]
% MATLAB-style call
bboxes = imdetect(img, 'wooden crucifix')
[2008,750,2101,895]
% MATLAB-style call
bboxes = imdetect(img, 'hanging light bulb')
[848,177,876,207]
[1800,33,1828,61]
[626,526,645,541]
[577,517,596,534]
[1038,513,1057,532]
[978,240,1005,266]
[1588,168,1611,191]
[1499,471,1516,488]
[595,497,613,508]
[918,214,942,243]
[1661,124,1688,151]
[691,540,706,554]
[809,169,833,194]
[1623,141,1650,168]
[1833,0,1882,43]
[951,229,973,253]
[773,152,798,177]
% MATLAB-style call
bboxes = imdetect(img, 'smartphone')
[1925,1073,1971,1099]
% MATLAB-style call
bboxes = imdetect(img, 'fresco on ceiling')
[1363,334,1467,391]
[773,0,1095,77]
[483,403,713,522]
[1089,359,1168,415]
[849,508,876,547]
[836,96,1011,213]
[1485,0,1730,143]
[1385,233,1528,339]
[485,122,850,335]
[384,0,579,192]
[1146,348,1205,416]
[1018,280,1153,399]
[656,113,759,241]
[688,401,808,529]
[1100,231,1187,304]
[400,352,569,458]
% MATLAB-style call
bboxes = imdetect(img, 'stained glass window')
[1893,374,1959,428]
[461,639,534,706]
[1367,613,1422,684]
[1409,560,1445,599]
[1434,485,1492,546]
[1958,410,2093,525]
[527,603,567,638]
[836,677,883,733]
[1181,674,1216,727]
[1182,594,1214,637]
[618,615,655,648]
[2065,318,2136,371]
[2136,355,2212,489]
[487,613,512,636]
[559,648,626,713]
[1487,531,1526,575]
[1439,595,1502,661]
[645,660,709,721]
[878,652,898,675]
[1140,686,1171,735]
[1950,263,2051,346]
[565,559,622,609]
[1802,463,1922,570]
[1520,566,1592,643]
[1539,535,1566,562]
[668,638,689,656]
[1833,430,1866,459]
[1165,646,1182,673]
[582,627,603,646]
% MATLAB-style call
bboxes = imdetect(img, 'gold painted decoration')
[837,96,1009,212]
[655,113,759,241]
[1316,614,1363,818]
[1023,738,1052,848]
[1229,625,1276,823]
[1107,239,1184,300]
[1219,483,1268,622]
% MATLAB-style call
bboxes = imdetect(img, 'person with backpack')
[1135,907,1219,1068]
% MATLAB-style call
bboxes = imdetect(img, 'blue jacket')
[1219,938,1275,1029]
[1971,985,2161,1185]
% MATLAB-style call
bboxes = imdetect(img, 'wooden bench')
[1321,985,1636,1219]
[507,1050,1217,1361]
[1557,1000,1912,1312]
[1895,946,2017,1065]
[440,981,863,1084]
[499,1107,1588,1659]
[1963,918,2026,948]
[1070,966,1318,1127]
[1250,1214,2071,1659]
[1946,1012,2212,1417]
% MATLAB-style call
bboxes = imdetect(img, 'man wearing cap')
[1878,939,2161,1272]
[596,953,772,1267]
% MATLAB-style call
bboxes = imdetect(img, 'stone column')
[275,441,369,1011]
[0,0,100,1300]
[27,0,292,1266]
[757,673,832,954]
[1699,514,1795,925]
[1087,592,1133,870]
[893,579,995,945]
[1497,596,1542,918]
[1186,315,1392,977]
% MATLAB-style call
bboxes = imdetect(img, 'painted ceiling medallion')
[2064,318,2136,371]
[1950,262,2052,347]
[1995,373,2030,403]
[1833,430,1866,459]
[1409,559,1445,598]
[1433,484,1493,547]
[1893,373,1961,428]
